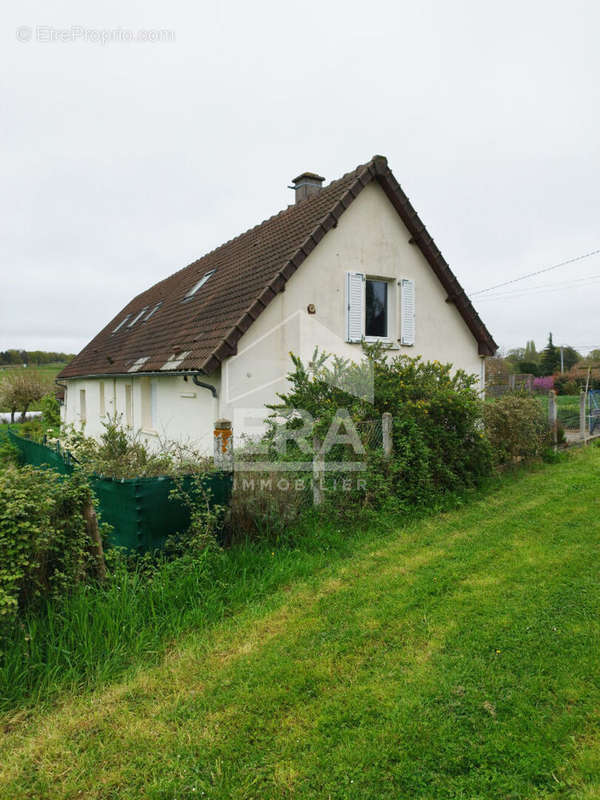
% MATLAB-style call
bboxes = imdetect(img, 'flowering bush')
[533,376,554,393]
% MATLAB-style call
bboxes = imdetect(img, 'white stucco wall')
[62,373,219,454]
[221,181,485,437]
[64,181,487,452]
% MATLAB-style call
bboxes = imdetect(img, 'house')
[58,155,497,452]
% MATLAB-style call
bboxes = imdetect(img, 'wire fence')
[355,419,383,450]
[487,387,596,440]
[534,394,582,434]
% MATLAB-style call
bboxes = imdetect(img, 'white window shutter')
[400,279,415,345]
[346,272,365,342]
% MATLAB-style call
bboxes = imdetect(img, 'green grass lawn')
[0,363,66,412]
[2,448,600,798]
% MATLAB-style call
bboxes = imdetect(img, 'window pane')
[365,279,388,337]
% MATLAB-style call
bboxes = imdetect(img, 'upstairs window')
[184,269,216,300]
[365,279,388,338]
[346,272,415,345]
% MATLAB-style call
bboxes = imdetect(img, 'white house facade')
[59,156,496,454]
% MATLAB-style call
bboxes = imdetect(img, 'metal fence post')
[214,419,233,471]
[580,391,587,442]
[548,390,558,450]
[312,434,323,506]
[382,412,393,459]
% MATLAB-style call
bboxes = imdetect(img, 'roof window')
[145,302,162,321]
[113,315,131,333]
[128,307,149,327]
[184,269,216,300]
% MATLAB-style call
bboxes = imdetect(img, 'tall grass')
[0,510,371,713]
[0,463,531,715]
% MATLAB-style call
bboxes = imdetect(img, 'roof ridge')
[58,154,496,381]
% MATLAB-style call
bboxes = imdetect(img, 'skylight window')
[184,269,216,300]
[113,315,131,333]
[128,307,149,327]
[144,302,162,321]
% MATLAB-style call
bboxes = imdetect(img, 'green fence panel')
[7,430,72,474]
[6,429,232,552]
[89,472,232,552]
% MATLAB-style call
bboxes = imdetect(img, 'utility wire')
[469,248,600,297]
[475,273,600,301]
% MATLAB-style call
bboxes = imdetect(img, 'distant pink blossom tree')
[533,375,554,393]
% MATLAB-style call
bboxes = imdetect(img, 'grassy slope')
[2,449,600,798]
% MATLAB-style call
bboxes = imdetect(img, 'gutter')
[56,370,218,398]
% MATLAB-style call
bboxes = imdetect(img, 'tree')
[540,333,560,376]
[524,340,539,363]
[516,361,539,376]
[561,346,581,371]
[0,372,49,422]
[505,348,525,367]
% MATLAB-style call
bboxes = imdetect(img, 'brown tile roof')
[59,155,497,380]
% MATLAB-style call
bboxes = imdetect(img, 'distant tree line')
[503,334,592,377]
[0,350,74,366]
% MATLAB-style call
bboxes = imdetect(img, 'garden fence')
[539,390,600,446]
[7,429,233,551]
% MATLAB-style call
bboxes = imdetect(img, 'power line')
[469,248,600,297]
[475,272,600,302]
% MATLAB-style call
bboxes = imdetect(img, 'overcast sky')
[2,0,599,357]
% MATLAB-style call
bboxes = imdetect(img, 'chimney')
[291,171,325,203]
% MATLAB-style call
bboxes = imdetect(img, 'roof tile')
[59,156,496,380]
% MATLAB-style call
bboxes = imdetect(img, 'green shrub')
[0,466,97,629]
[41,392,61,430]
[516,360,539,376]
[0,437,21,468]
[167,473,227,554]
[59,416,211,479]
[484,394,550,464]
[17,417,44,442]
[256,345,492,515]
[562,380,579,396]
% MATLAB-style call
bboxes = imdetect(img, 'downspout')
[192,375,218,398]
[192,376,219,447]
